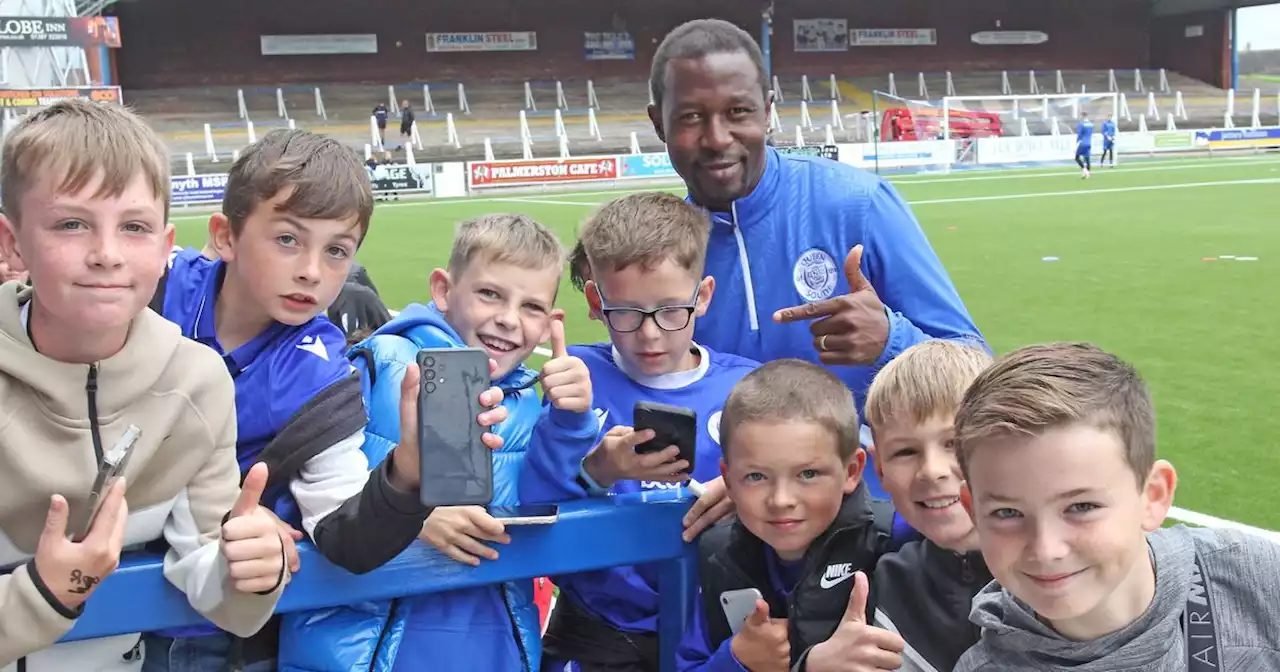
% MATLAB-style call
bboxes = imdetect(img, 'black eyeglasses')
[598,286,699,334]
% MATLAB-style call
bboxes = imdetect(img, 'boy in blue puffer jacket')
[277,213,591,671]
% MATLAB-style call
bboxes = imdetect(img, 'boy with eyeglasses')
[521,192,759,672]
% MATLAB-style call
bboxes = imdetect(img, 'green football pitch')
[173,153,1280,535]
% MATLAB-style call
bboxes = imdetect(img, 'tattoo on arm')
[67,569,100,595]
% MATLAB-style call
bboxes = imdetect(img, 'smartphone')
[71,425,141,542]
[487,504,559,526]
[720,588,764,635]
[633,401,697,473]
[417,348,493,508]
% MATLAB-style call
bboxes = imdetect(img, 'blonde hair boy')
[953,342,1280,671]
[292,212,571,672]
[856,339,994,672]
[0,99,286,669]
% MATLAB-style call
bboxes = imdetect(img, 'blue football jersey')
[159,247,353,473]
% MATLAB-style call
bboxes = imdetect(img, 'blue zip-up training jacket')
[521,342,759,635]
[690,147,985,498]
[1102,120,1117,145]
[276,302,543,672]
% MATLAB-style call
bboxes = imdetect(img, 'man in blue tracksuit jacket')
[644,19,986,502]
[275,303,543,672]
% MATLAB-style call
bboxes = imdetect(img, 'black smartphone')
[487,504,559,525]
[417,348,493,508]
[633,401,697,473]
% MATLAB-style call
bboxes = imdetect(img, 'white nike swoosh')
[819,572,855,590]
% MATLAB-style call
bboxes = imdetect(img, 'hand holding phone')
[33,477,130,612]
[416,348,497,508]
[721,587,765,635]
[582,425,691,489]
[633,402,697,473]
[389,354,509,497]
[420,505,511,567]
[70,424,140,542]
[728,595,790,671]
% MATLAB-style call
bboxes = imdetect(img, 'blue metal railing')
[61,490,699,672]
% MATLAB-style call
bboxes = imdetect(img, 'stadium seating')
[126,67,1268,175]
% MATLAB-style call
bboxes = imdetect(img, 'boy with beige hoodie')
[0,100,288,669]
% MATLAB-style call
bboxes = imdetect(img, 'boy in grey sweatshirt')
[952,342,1280,671]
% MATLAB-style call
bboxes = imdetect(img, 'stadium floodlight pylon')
[939,92,1119,141]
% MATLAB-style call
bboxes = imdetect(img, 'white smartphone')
[488,504,559,526]
[720,587,764,635]
[71,424,141,542]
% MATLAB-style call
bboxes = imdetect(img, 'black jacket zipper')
[86,363,104,463]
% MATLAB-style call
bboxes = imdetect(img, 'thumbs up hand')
[539,316,592,414]
[32,478,129,612]
[220,463,289,594]
[805,571,905,671]
[772,245,890,367]
[730,599,791,672]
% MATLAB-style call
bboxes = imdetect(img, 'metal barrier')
[62,489,699,672]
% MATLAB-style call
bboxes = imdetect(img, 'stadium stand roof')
[88,0,1278,17]
[1149,0,1277,15]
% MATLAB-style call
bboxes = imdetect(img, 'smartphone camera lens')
[425,382,437,394]
[424,369,436,380]
[423,356,435,368]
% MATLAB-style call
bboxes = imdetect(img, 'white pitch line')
[170,154,1280,223]
[492,198,607,207]
[473,177,1280,210]
[909,177,1280,206]
[887,157,1280,186]
[169,186,659,222]
[1168,506,1280,544]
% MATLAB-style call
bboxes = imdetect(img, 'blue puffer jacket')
[276,302,543,672]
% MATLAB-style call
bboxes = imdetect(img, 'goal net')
[944,92,1122,165]
[868,90,1122,171]
[864,90,960,172]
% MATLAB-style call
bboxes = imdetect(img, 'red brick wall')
[113,0,1152,89]
[1150,10,1229,88]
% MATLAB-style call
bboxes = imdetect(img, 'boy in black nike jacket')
[860,340,995,672]
[676,360,902,672]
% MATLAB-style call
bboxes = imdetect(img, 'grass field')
[173,153,1280,534]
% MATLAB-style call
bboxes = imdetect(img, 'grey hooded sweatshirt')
[955,525,1280,671]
